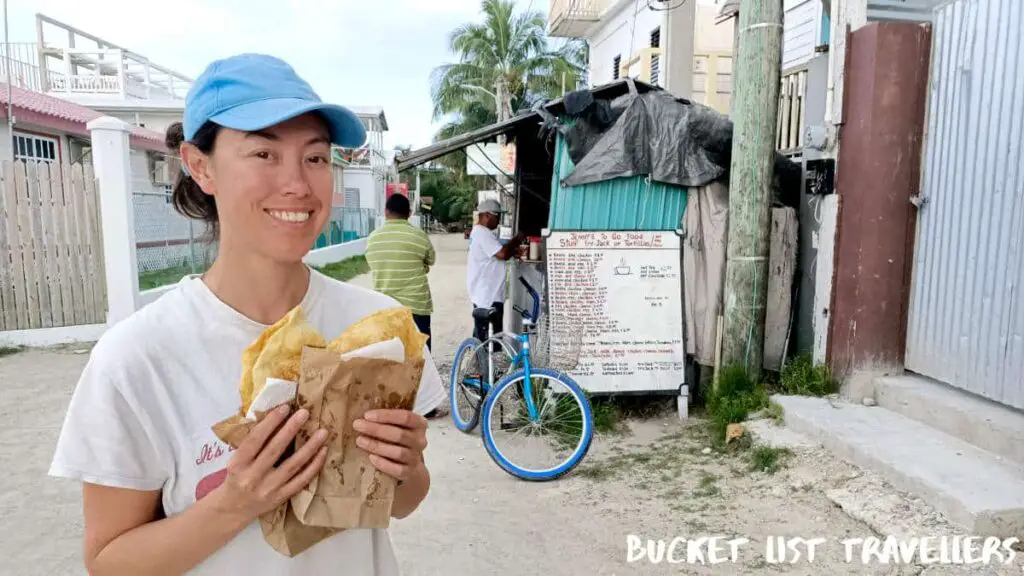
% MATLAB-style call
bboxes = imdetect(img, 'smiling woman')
[47,53,446,576]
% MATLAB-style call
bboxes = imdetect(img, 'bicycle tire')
[480,368,594,481]
[449,337,483,433]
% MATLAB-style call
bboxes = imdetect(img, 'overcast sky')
[8,0,549,149]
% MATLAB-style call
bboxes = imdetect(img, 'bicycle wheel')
[449,337,517,433]
[480,368,594,481]
[449,338,485,433]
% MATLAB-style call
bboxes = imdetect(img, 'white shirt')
[466,224,506,308]
[48,269,446,575]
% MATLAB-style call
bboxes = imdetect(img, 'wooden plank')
[63,165,86,325]
[82,163,107,322]
[70,164,97,325]
[46,162,75,326]
[3,161,27,330]
[0,162,17,330]
[763,207,799,371]
[0,162,12,330]
[27,162,54,328]
[14,162,41,328]
[37,161,63,327]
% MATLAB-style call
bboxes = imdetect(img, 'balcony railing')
[549,0,603,38]
[777,67,807,152]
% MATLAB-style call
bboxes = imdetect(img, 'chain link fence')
[313,207,377,248]
[133,175,374,291]
[132,189,218,291]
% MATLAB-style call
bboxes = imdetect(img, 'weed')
[315,256,370,282]
[577,465,614,481]
[749,446,792,474]
[590,399,623,434]
[0,346,22,358]
[765,400,785,424]
[780,354,835,397]
[705,365,770,447]
[687,519,709,532]
[695,472,721,498]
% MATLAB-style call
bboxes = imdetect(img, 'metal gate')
[904,0,1024,410]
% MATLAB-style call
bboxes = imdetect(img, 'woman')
[48,53,445,575]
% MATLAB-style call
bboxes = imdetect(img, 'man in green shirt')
[365,193,436,349]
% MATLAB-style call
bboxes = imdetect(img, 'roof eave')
[395,78,662,173]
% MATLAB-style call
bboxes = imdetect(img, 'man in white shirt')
[466,199,525,344]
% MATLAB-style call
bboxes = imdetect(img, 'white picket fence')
[0,160,107,331]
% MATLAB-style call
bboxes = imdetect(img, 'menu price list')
[547,239,683,382]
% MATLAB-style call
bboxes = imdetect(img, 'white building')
[549,0,735,115]
[330,106,394,225]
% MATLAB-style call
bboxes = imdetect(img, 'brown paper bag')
[212,406,342,558]
[290,346,424,529]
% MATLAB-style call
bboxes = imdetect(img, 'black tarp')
[541,81,801,208]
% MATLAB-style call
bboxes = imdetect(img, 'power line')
[647,0,690,11]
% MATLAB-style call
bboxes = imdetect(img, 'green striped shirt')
[364,219,436,316]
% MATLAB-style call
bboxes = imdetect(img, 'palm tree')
[430,0,588,140]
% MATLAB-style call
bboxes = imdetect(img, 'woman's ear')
[180,143,216,197]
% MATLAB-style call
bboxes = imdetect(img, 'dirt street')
[0,234,1014,575]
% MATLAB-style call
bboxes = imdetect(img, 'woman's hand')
[212,405,329,525]
[352,409,428,481]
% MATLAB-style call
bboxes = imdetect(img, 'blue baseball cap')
[182,53,366,148]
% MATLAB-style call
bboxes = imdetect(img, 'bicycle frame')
[461,277,544,422]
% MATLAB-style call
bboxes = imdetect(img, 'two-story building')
[3,13,394,276]
[548,0,735,115]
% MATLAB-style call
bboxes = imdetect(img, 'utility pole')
[721,0,783,380]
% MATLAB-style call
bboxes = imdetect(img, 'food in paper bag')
[210,305,428,557]
[290,342,424,529]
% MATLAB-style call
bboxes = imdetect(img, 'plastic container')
[528,237,542,260]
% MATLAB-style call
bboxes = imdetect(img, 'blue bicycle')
[449,277,594,481]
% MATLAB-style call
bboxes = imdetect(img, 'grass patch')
[138,264,197,291]
[0,346,23,358]
[591,399,624,434]
[780,354,835,396]
[316,256,370,282]
[705,365,770,448]
[749,445,792,474]
[694,472,721,498]
[765,399,785,424]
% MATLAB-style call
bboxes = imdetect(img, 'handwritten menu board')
[545,231,685,393]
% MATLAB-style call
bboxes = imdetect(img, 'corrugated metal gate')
[905,0,1024,410]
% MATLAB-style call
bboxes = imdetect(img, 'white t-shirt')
[48,269,446,575]
[466,224,506,308]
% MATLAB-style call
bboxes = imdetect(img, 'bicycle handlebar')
[518,277,541,322]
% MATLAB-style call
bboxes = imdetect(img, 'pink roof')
[0,83,167,152]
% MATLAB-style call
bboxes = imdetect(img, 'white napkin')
[246,377,299,420]
[243,338,407,421]
[338,337,405,363]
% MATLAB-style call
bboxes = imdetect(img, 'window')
[612,55,621,80]
[650,27,661,48]
[13,132,58,163]
[164,184,173,204]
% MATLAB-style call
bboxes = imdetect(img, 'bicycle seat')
[472,307,500,323]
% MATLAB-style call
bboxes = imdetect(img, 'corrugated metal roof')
[396,78,662,172]
[548,132,687,231]
[0,83,165,144]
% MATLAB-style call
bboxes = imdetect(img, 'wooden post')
[721,0,783,379]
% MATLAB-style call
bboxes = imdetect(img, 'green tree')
[429,0,588,140]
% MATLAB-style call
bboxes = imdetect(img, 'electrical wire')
[646,0,690,12]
